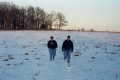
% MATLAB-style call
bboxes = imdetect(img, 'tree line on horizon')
[0,2,68,30]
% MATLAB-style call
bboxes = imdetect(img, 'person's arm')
[55,41,58,48]
[71,41,74,52]
[47,41,50,48]
[62,41,65,51]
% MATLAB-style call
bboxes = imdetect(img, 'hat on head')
[50,36,54,39]
[67,35,70,38]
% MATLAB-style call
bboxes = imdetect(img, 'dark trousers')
[63,50,71,64]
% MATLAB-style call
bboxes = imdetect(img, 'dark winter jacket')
[47,40,58,49]
[62,40,73,52]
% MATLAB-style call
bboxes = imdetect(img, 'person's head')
[67,35,70,40]
[50,36,54,40]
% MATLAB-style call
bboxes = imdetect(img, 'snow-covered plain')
[0,31,120,80]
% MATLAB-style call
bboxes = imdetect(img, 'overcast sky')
[0,0,120,31]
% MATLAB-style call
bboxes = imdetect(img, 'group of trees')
[0,2,67,30]
[79,28,95,32]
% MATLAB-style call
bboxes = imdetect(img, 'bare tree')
[34,7,46,29]
[26,6,35,29]
[56,12,68,30]
[90,28,95,32]
[34,7,41,29]
[39,9,46,29]
[45,11,57,29]
[81,28,85,32]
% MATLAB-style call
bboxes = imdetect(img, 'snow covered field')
[0,31,120,80]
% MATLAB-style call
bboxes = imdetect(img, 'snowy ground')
[0,31,120,80]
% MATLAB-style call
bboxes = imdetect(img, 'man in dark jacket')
[47,36,58,61]
[62,35,74,65]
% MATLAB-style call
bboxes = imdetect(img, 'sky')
[0,0,120,31]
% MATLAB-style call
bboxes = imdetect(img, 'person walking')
[62,35,74,66]
[47,36,58,61]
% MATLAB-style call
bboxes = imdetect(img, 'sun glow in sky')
[0,0,120,31]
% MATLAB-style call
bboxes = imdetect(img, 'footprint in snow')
[34,71,40,76]
[91,56,96,59]
[25,53,29,55]
[35,57,40,60]
[3,59,9,61]
[24,58,29,60]
[32,77,36,80]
